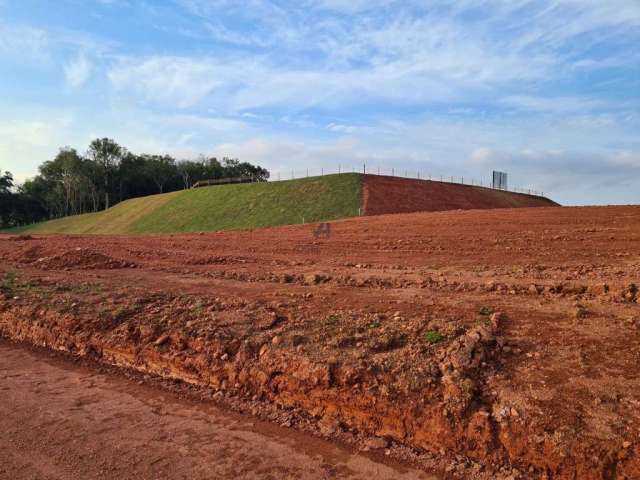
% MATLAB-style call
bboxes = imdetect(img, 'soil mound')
[362,175,558,216]
[32,248,136,270]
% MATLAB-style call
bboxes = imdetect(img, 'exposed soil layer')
[362,175,558,216]
[1,205,639,479]
[0,340,433,480]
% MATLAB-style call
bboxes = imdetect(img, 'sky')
[1,0,639,205]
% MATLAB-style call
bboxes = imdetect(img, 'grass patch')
[479,306,493,316]
[131,173,362,234]
[423,330,446,344]
[0,271,17,290]
[10,174,363,235]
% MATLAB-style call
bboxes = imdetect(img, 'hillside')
[362,174,557,216]
[9,173,556,235]
[13,174,362,235]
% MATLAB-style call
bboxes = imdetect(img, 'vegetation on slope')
[10,174,363,235]
[0,137,269,229]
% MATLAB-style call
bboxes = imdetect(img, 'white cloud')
[118,1,640,114]
[609,151,640,168]
[501,95,609,114]
[2,0,639,205]
[64,54,92,88]
[109,57,228,108]
[0,113,74,182]
[0,23,50,63]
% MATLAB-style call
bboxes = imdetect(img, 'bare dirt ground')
[0,340,432,480]
[1,205,639,479]
[362,175,557,216]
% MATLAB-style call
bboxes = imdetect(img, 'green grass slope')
[11,173,363,235]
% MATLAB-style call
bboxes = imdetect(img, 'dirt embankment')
[362,175,558,216]
[0,341,432,480]
[0,205,639,479]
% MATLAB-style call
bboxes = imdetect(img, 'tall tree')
[143,154,177,193]
[0,171,14,227]
[4,138,270,226]
[88,138,124,209]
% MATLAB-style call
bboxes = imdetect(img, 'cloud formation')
[0,0,638,204]
[64,54,91,88]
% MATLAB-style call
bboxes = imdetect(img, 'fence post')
[338,165,341,174]
[363,164,366,174]
[321,167,324,176]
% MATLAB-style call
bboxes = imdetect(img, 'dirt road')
[0,340,434,480]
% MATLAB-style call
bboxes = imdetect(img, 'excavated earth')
[362,175,557,216]
[1,205,639,479]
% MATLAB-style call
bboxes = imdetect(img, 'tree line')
[0,138,270,228]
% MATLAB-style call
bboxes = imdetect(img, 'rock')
[271,335,281,345]
[365,436,389,450]
[623,441,632,449]
[319,418,340,436]
[304,273,330,285]
[154,334,170,346]
[292,335,306,346]
[573,305,588,319]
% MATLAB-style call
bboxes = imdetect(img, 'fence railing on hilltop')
[268,165,545,197]
[191,176,258,188]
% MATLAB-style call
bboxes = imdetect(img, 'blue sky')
[1,0,639,205]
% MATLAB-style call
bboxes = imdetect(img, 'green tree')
[88,138,124,209]
[142,154,177,193]
[4,138,270,226]
[0,171,14,226]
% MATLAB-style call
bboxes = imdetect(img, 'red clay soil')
[362,175,558,216]
[0,205,639,480]
[0,341,433,480]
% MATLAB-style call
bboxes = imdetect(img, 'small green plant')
[479,306,493,316]
[424,330,445,344]
[369,320,381,329]
[0,271,17,290]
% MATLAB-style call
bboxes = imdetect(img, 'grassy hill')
[11,174,363,235]
[7,173,557,235]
